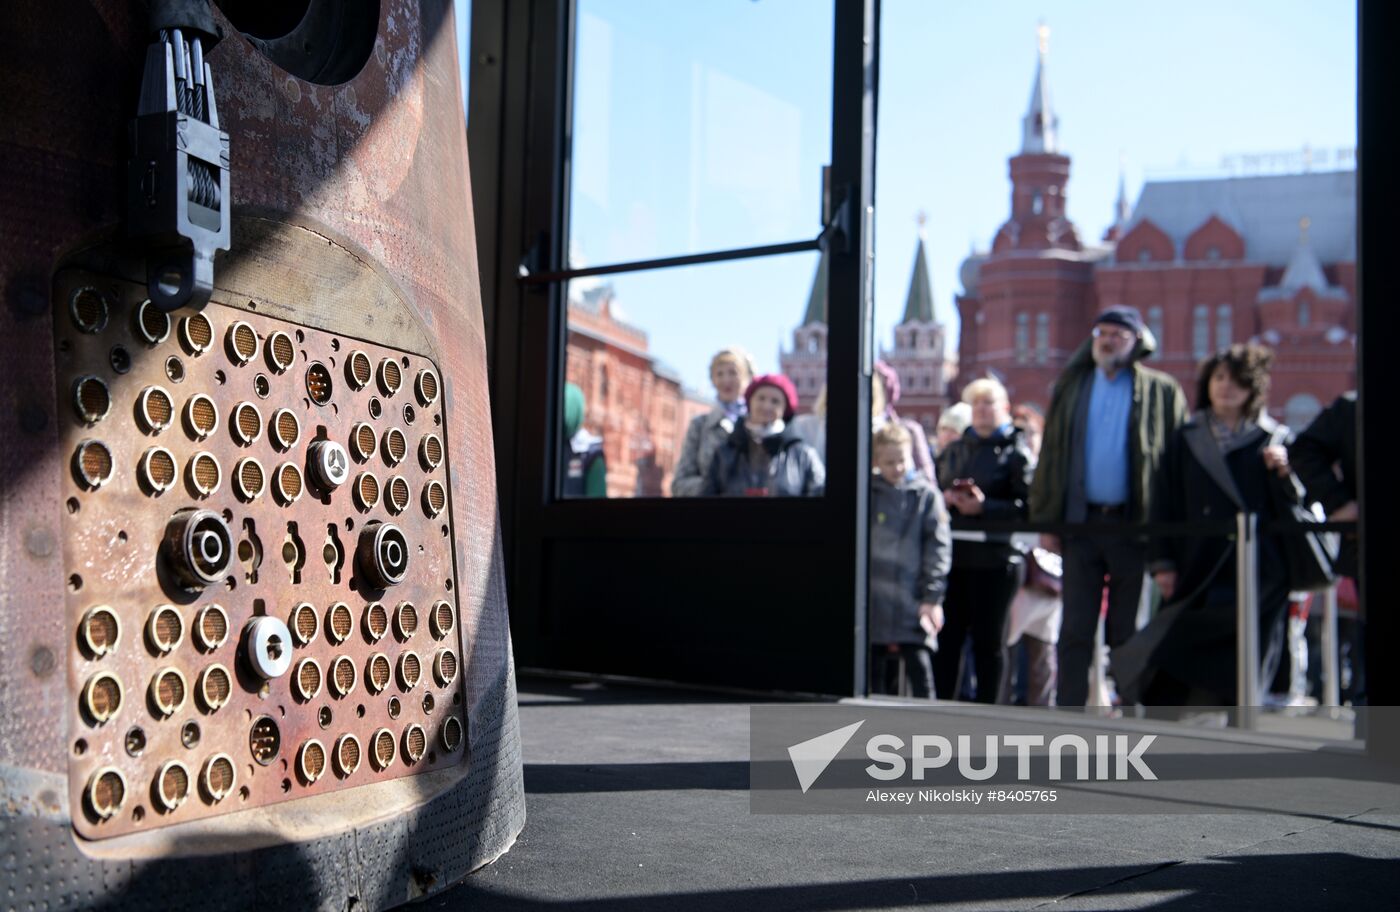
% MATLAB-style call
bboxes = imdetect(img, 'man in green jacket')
[1029,307,1187,706]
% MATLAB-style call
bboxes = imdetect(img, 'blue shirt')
[1083,367,1133,505]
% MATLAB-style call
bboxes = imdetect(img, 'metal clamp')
[127,26,230,312]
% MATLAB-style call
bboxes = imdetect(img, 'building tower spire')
[1114,152,1131,234]
[902,212,936,324]
[1022,23,1058,154]
[801,249,829,325]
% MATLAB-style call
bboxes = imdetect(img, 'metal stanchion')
[1321,583,1340,708]
[1235,512,1260,728]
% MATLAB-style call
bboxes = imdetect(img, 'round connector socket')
[363,602,389,642]
[334,733,362,777]
[201,753,237,802]
[270,408,300,450]
[330,654,357,697]
[307,439,350,492]
[371,727,397,770]
[82,671,124,724]
[154,760,190,812]
[356,522,408,589]
[163,509,233,589]
[72,375,111,425]
[86,767,127,820]
[298,738,327,784]
[346,350,372,389]
[377,358,402,396]
[441,716,464,753]
[415,368,439,406]
[265,331,296,373]
[402,723,427,764]
[80,606,122,657]
[198,663,232,712]
[430,600,456,640]
[242,616,293,681]
[180,312,214,354]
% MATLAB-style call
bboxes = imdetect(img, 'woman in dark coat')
[934,377,1036,703]
[1144,343,1299,706]
[703,373,824,497]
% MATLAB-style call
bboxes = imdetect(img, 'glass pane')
[568,0,833,267]
[559,252,828,499]
[454,0,472,124]
[873,2,1357,712]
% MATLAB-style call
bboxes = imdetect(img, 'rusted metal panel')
[1,0,521,903]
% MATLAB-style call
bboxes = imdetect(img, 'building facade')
[956,34,1356,427]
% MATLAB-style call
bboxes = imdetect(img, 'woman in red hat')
[702,373,825,497]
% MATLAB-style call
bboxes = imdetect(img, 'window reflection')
[558,254,828,498]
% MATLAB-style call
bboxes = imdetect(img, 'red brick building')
[566,284,711,497]
[955,36,1356,429]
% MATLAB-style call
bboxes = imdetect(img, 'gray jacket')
[671,408,735,497]
[869,473,952,646]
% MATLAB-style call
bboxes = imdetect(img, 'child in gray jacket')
[869,423,952,698]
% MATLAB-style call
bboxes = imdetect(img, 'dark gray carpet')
[425,679,1400,911]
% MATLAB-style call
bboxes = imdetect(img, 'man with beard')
[1029,307,1187,707]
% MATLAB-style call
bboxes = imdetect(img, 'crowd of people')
[574,305,1357,708]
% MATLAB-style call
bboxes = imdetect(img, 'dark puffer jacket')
[936,424,1036,567]
[702,422,825,497]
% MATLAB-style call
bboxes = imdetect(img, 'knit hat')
[1093,306,1145,336]
[744,373,799,421]
[936,402,972,435]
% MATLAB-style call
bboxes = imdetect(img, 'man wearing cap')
[1029,307,1187,706]
[703,373,825,497]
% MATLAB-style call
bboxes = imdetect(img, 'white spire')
[1279,217,1330,294]
[1021,23,1058,154]
[1114,153,1130,233]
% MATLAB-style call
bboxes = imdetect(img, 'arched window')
[1216,304,1232,349]
[1015,313,1030,363]
[1192,305,1210,359]
[1035,313,1050,364]
[1031,192,1044,215]
[1147,306,1165,348]
[1298,299,1311,328]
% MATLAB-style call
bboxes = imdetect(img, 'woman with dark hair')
[1139,343,1301,706]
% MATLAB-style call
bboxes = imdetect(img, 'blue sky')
[458,0,1357,395]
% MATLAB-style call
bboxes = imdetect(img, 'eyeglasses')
[1092,325,1136,341]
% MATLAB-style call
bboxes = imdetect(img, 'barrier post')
[1321,583,1340,708]
[1235,512,1260,728]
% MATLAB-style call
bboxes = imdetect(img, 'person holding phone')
[934,377,1037,703]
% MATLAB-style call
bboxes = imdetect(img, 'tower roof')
[901,232,936,324]
[801,249,828,325]
[1021,24,1059,154]
[1279,218,1332,294]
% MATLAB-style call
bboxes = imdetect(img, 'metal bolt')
[30,645,55,678]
